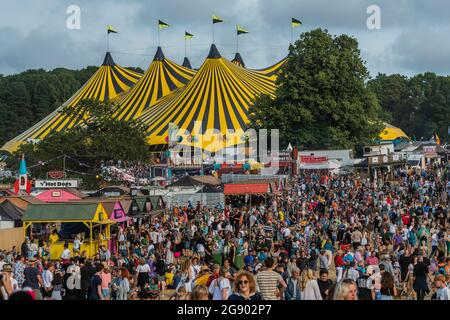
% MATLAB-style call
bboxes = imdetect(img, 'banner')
[35,180,78,188]
[299,156,328,164]
[423,145,437,156]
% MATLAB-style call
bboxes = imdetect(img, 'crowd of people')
[1,164,450,301]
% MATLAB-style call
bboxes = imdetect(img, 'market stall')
[22,202,115,259]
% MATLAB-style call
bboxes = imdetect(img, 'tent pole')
[291,25,293,45]
[90,222,93,257]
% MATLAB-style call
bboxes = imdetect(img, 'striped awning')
[112,47,196,121]
[138,44,282,152]
[1,52,142,154]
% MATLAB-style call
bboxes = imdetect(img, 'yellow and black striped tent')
[252,57,288,81]
[138,44,282,152]
[1,52,142,154]
[113,47,196,121]
[231,52,245,68]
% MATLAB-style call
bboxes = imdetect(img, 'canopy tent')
[231,52,245,68]
[1,52,142,154]
[139,44,282,152]
[378,123,409,141]
[113,47,197,121]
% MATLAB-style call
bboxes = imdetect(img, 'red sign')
[423,146,436,156]
[48,171,65,179]
[299,156,328,164]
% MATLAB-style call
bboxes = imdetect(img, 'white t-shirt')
[197,243,205,253]
[437,287,450,300]
[283,228,291,238]
[42,270,53,288]
[209,277,230,300]
[150,232,158,244]
[136,264,151,273]
[61,249,71,260]
[73,239,81,250]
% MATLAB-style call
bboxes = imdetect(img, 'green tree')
[369,72,450,142]
[248,28,383,150]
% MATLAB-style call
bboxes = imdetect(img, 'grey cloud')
[1,0,450,77]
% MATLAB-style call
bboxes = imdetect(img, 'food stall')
[22,202,115,260]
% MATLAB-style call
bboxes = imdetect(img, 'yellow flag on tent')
[158,20,170,29]
[107,25,118,34]
[292,18,302,28]
[212,14,223,24]
[237,25,249,35]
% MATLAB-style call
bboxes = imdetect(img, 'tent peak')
[232,52,245,67]
[154,46,165,61]
[102,52,116,66]
[182,57,192,69]
[207,44,221,59]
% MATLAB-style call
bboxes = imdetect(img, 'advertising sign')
[299,156,328,164]
[35,180,78,188]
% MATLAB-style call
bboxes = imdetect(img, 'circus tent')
[1,52,142,154]
[112,47,196,121]
[138,44,284,152]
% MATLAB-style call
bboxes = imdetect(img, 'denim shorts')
[102,288,110,297]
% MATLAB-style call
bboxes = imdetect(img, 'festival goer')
[299,268,322,300]
[255,257,287,300]
[228,271,262,300]
[333,279,358,300]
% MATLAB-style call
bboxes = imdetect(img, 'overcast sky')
[1,0,450,77]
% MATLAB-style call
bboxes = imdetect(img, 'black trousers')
[416,290,427,300]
